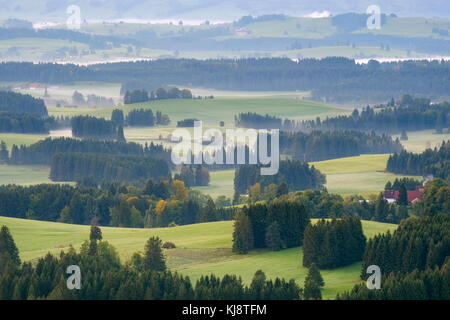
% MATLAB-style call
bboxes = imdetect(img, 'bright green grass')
[0,217,396,299]
[194,154,421,199]
[311,154,421,196]
[192,170,235,199]
[311,154,390,174]
[0,133,48,150]
[48,97,349,127]
[0,164,53,185]
[392,129,450,153]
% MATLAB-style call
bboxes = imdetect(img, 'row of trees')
[3,139,173,174]
[123,87,193,104]
[0,90,48,116]
[234,160,326,194]
[385,177,422,191]
[0,112,50,133]
[50,153,170,183]
[302,217,366,269]
[0,179,233,227]
[3,137,145,165]
[232,199,310,254]
[386,141,449,182]
[0,226,301,300]
[280,130,403,161]
[235,112,282,129]
[71,115,117,139]
[2,59,450,103]
[287,189,410,224]
[111,109,170,127]
[301,97,450,134]
[173,165,210,187]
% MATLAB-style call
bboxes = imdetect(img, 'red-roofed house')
[384,187,424,204]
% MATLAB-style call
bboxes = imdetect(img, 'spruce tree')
[265,221,282,251]
[0,225,21,274]
[232,210,254,254]
[117,126,126,143]
[397,183,408,206]
[0,141,8,164]
[305,263,324,287]
[143,236,166,271]
[303,278,322,300]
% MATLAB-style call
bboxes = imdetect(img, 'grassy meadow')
[47,96,348,126]
[0,216,397,299]
[0,165,52,185]
[392,129,450,153]
[311,154,421,196]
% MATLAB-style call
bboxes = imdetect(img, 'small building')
[384,187,424,204]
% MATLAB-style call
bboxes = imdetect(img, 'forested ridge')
[1,59,450,102]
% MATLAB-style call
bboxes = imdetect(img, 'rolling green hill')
[0,216,397,299]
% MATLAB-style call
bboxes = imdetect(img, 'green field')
[392,129,450,153]
[192,170,235,199]
[48,97,348,127]
[0,216,397,299]
[0,133,48,150]
[197,154,422,199]
[311,154,421,196]
[0,164,52,185]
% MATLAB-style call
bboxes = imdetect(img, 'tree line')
[0,179,233,227]
[302,217,366,269]
[2,59,450,103]
[234,160,326,195]
[279,130,403,162]
[111,109,170,127]
[3,137,172,166]
[0,90,47,116]
[386,140,449,182]
[71,115,117,139]
[385,177,422,191]
[235,112,282,129]
[50,153,170,183]
[173,165,210,187]
[0,112,51,133]
[123,87,193,104]
[301,96,449,134]
[232,199,310,254]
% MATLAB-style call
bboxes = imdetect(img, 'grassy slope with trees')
[0,216,396,299]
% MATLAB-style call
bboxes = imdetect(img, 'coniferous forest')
[386,141,450,182]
